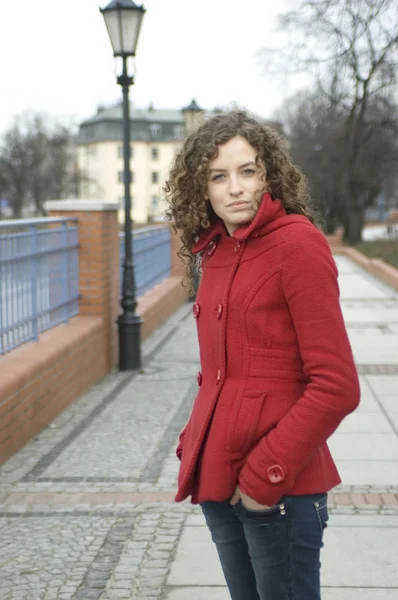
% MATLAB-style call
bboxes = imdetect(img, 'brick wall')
[0,316,105,463]
[0,202,187,465]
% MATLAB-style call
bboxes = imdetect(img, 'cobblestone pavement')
[0,255,398,599]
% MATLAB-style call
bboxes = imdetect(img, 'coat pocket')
[227,390,268,456]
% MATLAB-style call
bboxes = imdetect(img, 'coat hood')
[192,193,289,254]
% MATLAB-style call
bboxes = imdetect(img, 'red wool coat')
[175,193,360,506]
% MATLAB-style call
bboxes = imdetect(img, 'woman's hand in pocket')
[230,486,273,510]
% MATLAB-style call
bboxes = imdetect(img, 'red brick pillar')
[45,200,120,371]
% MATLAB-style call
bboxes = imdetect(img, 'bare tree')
[31,122,81,214]
[0,113,82,219]
[279,85,398,234]
[259,0,398,243]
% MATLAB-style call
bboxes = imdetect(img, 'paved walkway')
[0,254,397,600]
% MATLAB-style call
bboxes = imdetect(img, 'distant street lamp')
[100,0,146,370]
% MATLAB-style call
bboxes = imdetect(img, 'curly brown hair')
[164,109,317,292]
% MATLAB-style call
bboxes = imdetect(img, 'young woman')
[164,110,360,600]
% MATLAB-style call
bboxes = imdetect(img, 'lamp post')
[100,0,146,370]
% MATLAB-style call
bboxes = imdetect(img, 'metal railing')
[0,218,79,355]
[120,226,172,297]
[0,221,171,355]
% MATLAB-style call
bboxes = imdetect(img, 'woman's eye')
[211,174,225,181]
[243,168,255,176]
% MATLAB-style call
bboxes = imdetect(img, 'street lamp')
[100,0,146,370]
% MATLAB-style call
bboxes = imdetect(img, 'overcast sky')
[0,0,305,134]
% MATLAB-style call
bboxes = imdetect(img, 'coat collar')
[192,193,285,254]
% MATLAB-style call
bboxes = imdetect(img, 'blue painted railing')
[0,221,171,355]
[0,218,79,355]
[120,226,171,297]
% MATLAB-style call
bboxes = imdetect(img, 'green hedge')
[356,240,398,269]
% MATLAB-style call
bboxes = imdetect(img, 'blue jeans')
[201,493,328,600]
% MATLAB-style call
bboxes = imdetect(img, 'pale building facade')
[76,101,207,224]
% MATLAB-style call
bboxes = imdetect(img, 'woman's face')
[206,135,266,235]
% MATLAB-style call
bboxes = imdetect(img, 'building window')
[87,145,97,156]
[152,172,159,184]
[150,124,162,138]
[151,147,159,160]
[173,125,184,139]
[118,145,133,159]
[152,196,159,210]
[118,171,134,183]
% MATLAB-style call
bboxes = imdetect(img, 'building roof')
[182,98,203,113]
[83,104,184,125]
[76,102,283,145]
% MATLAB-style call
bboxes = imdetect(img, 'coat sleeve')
[238,227,360,506]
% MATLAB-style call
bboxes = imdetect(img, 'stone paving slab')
[38,376,195,480]
[336,461,398,487]
[389,413,398,429]
[321,591,398,600]
[168,526,223,587]
[0,504,194,600]
[329,433,398,460]
[323,514,398,527]
[0,516,114,599]
[166,588,229,599]
[367,375,398,395]
[335,255,397,298]
[334,255,359,274]
[166,588,398,600]
[349,335,398,364]
[167,515,398,589]
[355,394,384,412]
[341,304,398,325]
[322,525,398,587]
[378,396,398,415]
[338,274,394,300]
[337,412,393,433]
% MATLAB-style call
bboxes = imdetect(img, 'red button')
[234,242,241,253]
[197,371,202,386]
[267,465,285,484]
[193,303,200,318]
[207,241,217,256]
[217,303,223,319]
[216,369,221,383]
